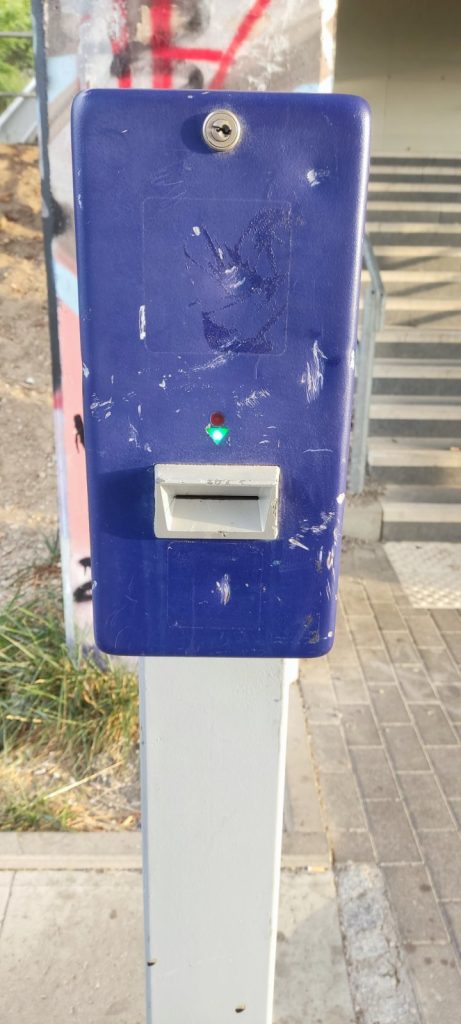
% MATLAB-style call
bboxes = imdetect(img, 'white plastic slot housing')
[154,464,280,540]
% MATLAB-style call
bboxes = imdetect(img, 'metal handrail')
[349,234,386,493]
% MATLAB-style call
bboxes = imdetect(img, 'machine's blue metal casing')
[71,89,369,657]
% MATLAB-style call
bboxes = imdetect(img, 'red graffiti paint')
[154,46,223,64]
[151,0,173,89]
[210,0,273,89]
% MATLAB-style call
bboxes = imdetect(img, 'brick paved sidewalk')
[301,542,461,1024]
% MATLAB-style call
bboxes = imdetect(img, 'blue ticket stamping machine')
[72,89,370,1024]
[72,90,369,657]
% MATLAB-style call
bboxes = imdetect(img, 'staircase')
[365,156,461,540]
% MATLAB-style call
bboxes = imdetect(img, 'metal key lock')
[202,109,242,151]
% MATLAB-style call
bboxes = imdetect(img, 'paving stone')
[363,580,396,603]
[395,663,435,702]
[331,669,369,705]
[351,747,398,800]
[444,634,461,666]
[328,642,362,669]
[340,705,381,747]
[404,613,444,649]
[347,615,383,649]
[427,747,461,798]
[383,865,448,943]
[282,830,330,867]
[419,832,461,900]
[299,679,337,723]
[410,703,458,745]
[398,773,455,832]
[369,685,410,724]
[308,723,350,772]
[420,648,460,685]
[357,647,396,684]
[383,631,421,665]
[434,685,461,724]
[365,799,420,864]
[431,609,461,633]
[448,800,461,828]
[371,602,406,631]
[319,771,366,830]
[384,725,429,771]
[330,829,375,864]
[405,942,461,1024]
[443,903,461,958]
[339,581,371,616]
[299,657,331,685]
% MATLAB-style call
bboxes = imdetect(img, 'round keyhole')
[202,109,242,152]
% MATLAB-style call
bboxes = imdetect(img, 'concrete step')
[368,182,461,195]
[371,173,461,186]
[381,485,461,541]
[362,282,461,302]
[364,270,461,283]
[374,247,461,273]
[375,329,461,359]
[372,359,461,396]
[368,200,461,217]
[368,222,461,235]
[371,157,461,168]
[369,395,461,436]
[368,437,461,485]
[379,309,461,328]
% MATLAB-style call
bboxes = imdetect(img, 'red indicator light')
[210,411,225,426]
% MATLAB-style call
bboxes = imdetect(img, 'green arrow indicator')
[206,424,229,445]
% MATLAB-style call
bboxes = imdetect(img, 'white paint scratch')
[349,347,356,370]
[82,363,89,378]
[139,304,146,341]
[236,388,270,409]
[326,548,334,570]
[77,193,83,209]
[216,574,231,605]
[303,447,333,453]
[159,378,167,389]
[289,537,310,553]
[137,404,142,417]
[301,341,327,404]
[128,422,140,446]
[306,168,329,188]
[336,492,346,505]
[192,225,201,235]
[309,510,335,535]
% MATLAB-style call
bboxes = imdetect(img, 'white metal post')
[139,657,296,1024]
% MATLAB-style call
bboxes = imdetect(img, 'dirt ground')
[0,144,58,600]
[0,145,140,830]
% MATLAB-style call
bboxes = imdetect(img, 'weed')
[0,587,139,771]
[1,793,74,831]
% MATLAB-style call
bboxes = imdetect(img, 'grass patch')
[0,586,139,773]
[1,793,75,831]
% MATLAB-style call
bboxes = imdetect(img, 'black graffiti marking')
[74,414,85,452]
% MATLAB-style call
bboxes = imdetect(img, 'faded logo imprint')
[184,206,292,354]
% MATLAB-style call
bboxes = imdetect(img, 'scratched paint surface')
[37,0,338,646]
[72,88,369,657]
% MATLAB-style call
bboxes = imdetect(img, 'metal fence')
[349,235,386,494]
